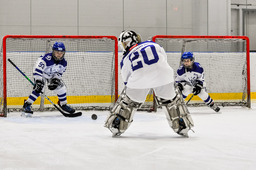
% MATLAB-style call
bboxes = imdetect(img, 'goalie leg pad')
[157,88,194,137]
[105,91,142,137]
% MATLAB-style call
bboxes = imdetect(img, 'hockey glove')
[33,80,44,93]
[48,78,61,90]
[192,83,203,95]
[177,83,184,92]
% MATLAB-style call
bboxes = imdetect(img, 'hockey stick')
[8,58,82,117]
[186,94,194,105]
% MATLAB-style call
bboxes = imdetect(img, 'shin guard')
[157,89,194,137]
[105,90,142,137]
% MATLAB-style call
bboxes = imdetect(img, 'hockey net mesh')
[152,36,250,108]
[0,36,117,116]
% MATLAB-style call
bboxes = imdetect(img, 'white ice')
[1,103,256,170]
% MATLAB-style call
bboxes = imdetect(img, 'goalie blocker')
[104,88,194,137]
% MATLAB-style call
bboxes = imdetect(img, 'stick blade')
[62,111,82,117]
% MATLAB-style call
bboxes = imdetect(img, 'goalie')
[22,42,75,117]
[105,30,194,137]
[176,52,220,112]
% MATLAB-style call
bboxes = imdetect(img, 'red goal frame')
[1,35,119,117]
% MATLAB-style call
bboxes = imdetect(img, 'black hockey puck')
[91,114,97,120]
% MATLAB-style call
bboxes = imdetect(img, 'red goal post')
[152,35,251,108]
[0,35,118,117]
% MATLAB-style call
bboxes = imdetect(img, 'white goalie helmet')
[118,30,142,52]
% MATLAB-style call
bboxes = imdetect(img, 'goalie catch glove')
[33,79,44,93]
[48,78,61,90]
[192,81,203,95]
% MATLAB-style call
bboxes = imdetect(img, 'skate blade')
[177,131,189,137]
[21,112,33,118]
[177,128,190,138]
[112,133,122,137]
[180,133,189,138]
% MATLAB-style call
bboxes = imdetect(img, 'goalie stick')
[8,58,82,118]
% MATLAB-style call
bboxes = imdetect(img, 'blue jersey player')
[22,42,75,117]
[175,52,220,112]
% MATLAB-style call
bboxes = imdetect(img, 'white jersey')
[120,41,174,89]
[175,62,205,87]
[33,53,67,81]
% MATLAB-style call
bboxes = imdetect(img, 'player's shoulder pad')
[138,40,158,47]
[41,53,67,67]
[59,57,67,67]
[193,62,204,73]
[177,65,185,76]
[41,53,54,66]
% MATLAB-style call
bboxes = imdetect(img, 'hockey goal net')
[152,35,251,108]
[0,35,118,117]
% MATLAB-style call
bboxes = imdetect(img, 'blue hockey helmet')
[181,52,194,61]
[181,52,194,68]
[52,42,66,52]
[52,42,65,61]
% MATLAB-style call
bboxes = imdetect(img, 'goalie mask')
[118,30,142,53]
[181,52,194,68]
[52,42,66,61]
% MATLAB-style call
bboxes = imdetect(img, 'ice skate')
[210,103,220,112]
[60,104,75,114]
[21,102,33,117]
[177,118,189,137]
[111,117,123,137]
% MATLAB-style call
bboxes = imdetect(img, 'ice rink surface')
[1,103,256,170]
